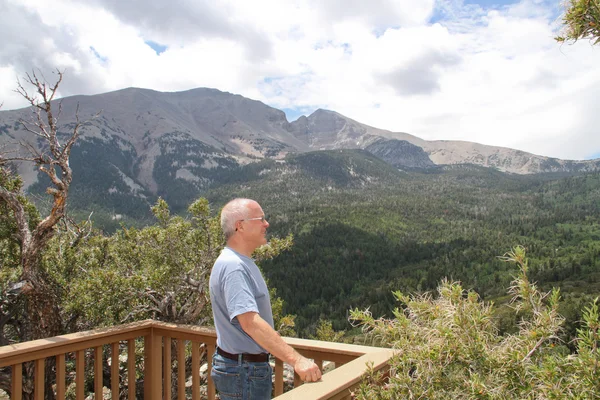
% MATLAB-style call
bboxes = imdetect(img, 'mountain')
[2,86,600,338]
[365,139,435,169]
[1,86,599,216]
[289,109,600,174]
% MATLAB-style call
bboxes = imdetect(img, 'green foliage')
[556,0,600,45]
[351,247,600,399]
[271,287,297,337]
[152,133,238,211]
[41,198,222,327]
[311,319,346,342]
[200,154,600,339]
[18,147,600,344]
[38,197,296,335]
[0,166,41,287]
[28,136,154,222]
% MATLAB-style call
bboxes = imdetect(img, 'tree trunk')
[18,249,61,400]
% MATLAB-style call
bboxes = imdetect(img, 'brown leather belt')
[216,347,269,363]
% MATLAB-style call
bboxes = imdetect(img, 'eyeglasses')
[240,216,267,223]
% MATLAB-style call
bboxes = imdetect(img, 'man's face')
[239,202,269,248]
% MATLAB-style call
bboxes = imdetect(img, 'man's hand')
[237,312,323,382]
[294,355,322,382]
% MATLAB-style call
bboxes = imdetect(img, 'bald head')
[221,198,256,240]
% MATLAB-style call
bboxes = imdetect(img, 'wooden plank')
[56,354,66,400]
[207,343,216,400]
[163,337,171,400]
[95,346,103,400]
[177,340,185,400]
[34,358,44,400]
[150,322,216,337]
[282,337,378,357]
[191,341,200,400]
[111,343,119,400]
[127,340,136,400]
[152,327,217,345]
[0,320,153,367]
[275,358,284,396]
[11,363,22,400]
[273,350,394,400]
[144,331,162,400]
[76,350,85,400]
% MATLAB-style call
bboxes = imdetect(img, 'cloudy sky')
[1,0,598,160]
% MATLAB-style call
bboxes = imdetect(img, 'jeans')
[211,353,273,400]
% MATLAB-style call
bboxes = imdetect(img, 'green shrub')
[351,246,600,399]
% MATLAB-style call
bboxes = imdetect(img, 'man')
[210,198,322,399]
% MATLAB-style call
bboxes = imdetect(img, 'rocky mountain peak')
[2,85,599,204]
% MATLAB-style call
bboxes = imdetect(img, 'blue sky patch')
[464,0,519,6]
[430,0,521,24]
[145,40,168,55]
[89,46,107,63]
[341,43,352,56]
[282,107,309,122]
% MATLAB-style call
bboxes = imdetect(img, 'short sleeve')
[222,269,259,321]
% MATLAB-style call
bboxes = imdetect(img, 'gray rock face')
[365,139,435,169]
[0,87,308,194]
[288,109,600,175]
[289,109,423,150]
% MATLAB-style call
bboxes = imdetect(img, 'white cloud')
[0,0,598,160]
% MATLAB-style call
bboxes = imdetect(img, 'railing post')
[177,340,186,400]
[76,350,85,400]
[94,346,103,400]
[12,363,22,400]
[191,342,200,400]
[56,354,66,399]
[163,337,172,400]
[275,358,284,396]
[34,358,44,400]
[111,343,120,400]
[144,328,162,400]
[207,343,216,400]
[294,371,302,388]
[127,340,136,400]
[314,357,323,373]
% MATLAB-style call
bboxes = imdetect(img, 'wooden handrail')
[0,320,394,399]
[0,320,154,368]
[273,350,395,400]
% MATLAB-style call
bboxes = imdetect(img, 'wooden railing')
[0,320,394,400]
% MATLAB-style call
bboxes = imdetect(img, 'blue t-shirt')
[209,247,274,354]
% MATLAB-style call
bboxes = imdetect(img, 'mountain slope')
[2,86,600,218]
[200,152,600,334]
[290,109,600,174]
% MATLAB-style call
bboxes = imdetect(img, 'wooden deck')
[0,320,394,399]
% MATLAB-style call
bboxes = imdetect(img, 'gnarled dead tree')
[0,69,98,399]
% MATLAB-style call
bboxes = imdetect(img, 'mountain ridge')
[1,86,599,202]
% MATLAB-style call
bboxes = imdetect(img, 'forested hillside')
[16,146,600,341]
[199,150,600,339]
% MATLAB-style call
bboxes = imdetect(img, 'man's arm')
[237,311,322,382]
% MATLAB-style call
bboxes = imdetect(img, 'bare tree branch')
[2,69,100,348]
